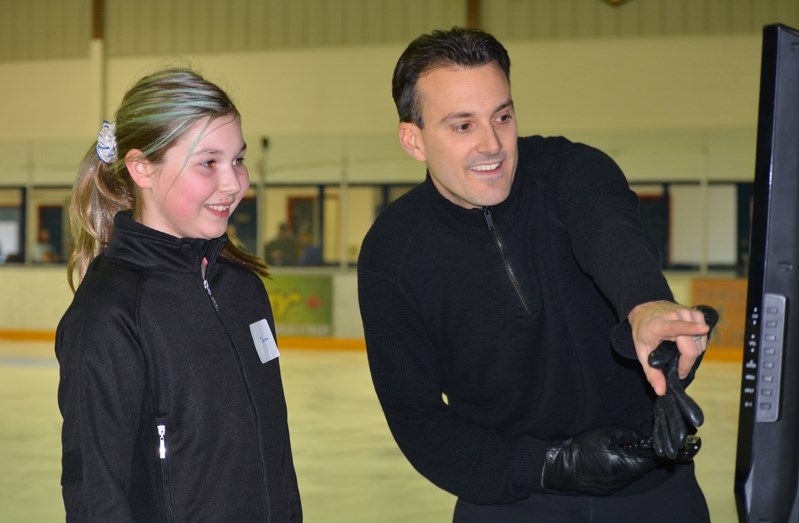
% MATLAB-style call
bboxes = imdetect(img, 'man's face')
[399,62,518,209]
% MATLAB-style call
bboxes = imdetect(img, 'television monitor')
[734,23,799,523]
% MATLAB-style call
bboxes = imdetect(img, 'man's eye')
[454,123,472,133]
[496,113,513,123]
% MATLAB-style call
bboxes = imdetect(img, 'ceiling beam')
[466,0,480,28]
[92,0,104,39]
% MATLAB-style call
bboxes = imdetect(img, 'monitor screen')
[734,23,799,523]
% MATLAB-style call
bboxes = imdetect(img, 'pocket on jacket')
[61,447,82,485]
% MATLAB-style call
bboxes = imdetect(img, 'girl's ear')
[398,123,426,162]
[126,149,153,189]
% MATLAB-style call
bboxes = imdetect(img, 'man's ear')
[398,123,426,162]
[126,149,153,189]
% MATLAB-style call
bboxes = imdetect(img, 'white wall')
[0,34,762,183]
[0,34,762,336]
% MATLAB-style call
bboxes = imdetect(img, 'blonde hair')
[67,67,269,291]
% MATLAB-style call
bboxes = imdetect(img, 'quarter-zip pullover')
[358,136,683,504]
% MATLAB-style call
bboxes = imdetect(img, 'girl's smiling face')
[133,115,248,240]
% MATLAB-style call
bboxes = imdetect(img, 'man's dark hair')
[392,27,511,128]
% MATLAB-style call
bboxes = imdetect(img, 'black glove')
[648,305,719,459]
[541,426,657,496]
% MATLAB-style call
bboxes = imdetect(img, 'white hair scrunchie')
[96,120,118,164]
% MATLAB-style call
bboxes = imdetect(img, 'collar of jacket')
[419,146,526,235]
[104,211,228,274]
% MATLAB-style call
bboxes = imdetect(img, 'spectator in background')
[265,221,299,266]
[33,228,58,263]
[297,226,322,266]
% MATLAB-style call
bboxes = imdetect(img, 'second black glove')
[648,305,719,459]
[541,426,657,496]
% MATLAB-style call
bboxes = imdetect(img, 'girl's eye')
[201,160,217,169]
[234,157,245,166]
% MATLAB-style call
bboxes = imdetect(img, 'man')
[357,27,712,522]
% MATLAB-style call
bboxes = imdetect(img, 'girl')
[56,68,302,521]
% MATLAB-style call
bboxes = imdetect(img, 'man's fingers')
[645,366,667,396]
[675,335,704,379]
[658,318,710,340]
[677,353,697,379]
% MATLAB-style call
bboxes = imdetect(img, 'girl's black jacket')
[56,212,302,522]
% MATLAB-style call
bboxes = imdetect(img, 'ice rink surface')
[0,341,739,522]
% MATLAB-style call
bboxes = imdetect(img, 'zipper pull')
[203,278,220,311]
[158,424,167,459]
[483,208,495,231]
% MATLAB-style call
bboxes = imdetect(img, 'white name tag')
[249,319,280,364]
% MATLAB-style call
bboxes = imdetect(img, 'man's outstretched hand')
[628,301,712,396]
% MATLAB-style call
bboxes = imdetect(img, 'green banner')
[261,274,333,337]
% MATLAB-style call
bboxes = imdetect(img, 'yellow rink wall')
[0,266,744,362]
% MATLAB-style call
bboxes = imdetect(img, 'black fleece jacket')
[358,136,681,504]
[56,212,301,522]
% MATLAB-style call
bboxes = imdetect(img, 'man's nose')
[477,125,501,155]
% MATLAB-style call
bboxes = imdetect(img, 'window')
[31,187,71,264]
[0,188,23,264]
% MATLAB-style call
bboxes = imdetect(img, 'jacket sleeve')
[358,267,549,504]
[555,142,674,318]
[56,300,145,522]
[552,141,675,357]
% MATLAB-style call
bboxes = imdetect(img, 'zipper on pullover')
[198,268,272,520]
[157,424,177,523]
[483,208,531,314]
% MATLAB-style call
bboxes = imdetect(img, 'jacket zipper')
[203,278,220,311]
[157,424,177,523]
[483,208,531,314]
[200,270,272,521]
